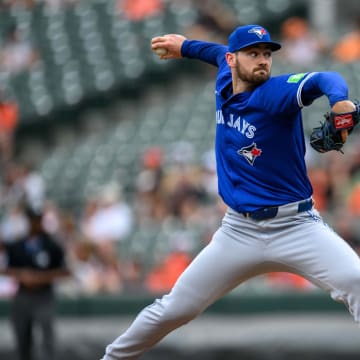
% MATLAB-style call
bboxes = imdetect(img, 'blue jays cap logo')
[248,27,267,39]
[238,143,262,165]
[228,24,281,52]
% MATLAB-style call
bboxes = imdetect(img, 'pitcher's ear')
[225,52,236,67]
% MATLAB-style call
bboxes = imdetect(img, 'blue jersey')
[181,40,349,212]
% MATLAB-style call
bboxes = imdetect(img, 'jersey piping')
[297,72,318,107]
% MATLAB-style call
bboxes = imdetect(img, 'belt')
[242,198,313,221]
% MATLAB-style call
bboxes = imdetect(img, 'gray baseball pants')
[101,200,360,360]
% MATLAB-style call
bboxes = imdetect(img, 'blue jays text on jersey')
[216,110,257,139]
[181,40,349,212]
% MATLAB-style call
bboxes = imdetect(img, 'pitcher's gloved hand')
[310,99,360,153]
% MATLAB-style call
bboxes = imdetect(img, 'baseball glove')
[310,100,360,153]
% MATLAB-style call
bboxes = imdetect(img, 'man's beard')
[235,64,270,85]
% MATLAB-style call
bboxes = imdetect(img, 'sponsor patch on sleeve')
[287,73,307,83]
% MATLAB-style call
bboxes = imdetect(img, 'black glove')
[310,100,360,153]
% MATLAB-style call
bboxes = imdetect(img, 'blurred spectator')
[266,272,313,291]
[145,233,193,294]
[61,230,141,295]
[79,182,134,293]
[0,93,19,166]
[332,16,360,63]
[0,205,28,243]
[134,146,168,224]
[200,149,218,200]
[347,183,360,216]
[62,239,109,295]
[349,144,360,178]
[0,274,17,297]
[137,146,164,194]
[81,183,133,245]
[54,208,124,296]
[331,208,360,255]
[41,200,62,237]
[307,167,331,212]
[0,23,39,75]
[278,16,328,66]
[145,250,192,293]
[117,0,164,21]
[169,183,205,227]
[0,161,46,214]
[186,0,239,43]
[0,0,35,9]
[0,163,26,210]
[325,151,352,211]
[22,162,46,213]
[0,207,70,360]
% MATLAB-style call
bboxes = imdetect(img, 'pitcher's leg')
[315,230,360,322]
[102,224,265,360]
[270,212,360,323]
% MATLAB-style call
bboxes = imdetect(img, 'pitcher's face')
[233,44,272,85]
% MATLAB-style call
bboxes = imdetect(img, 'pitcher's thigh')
[306,223,360,289]
[279,220,360,321]
[166,226,266,316]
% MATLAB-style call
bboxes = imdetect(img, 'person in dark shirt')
[0,207,70,360]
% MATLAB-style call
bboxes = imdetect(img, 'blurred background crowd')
[0,0,360,299]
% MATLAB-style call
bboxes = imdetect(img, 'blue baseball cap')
[228,24,281,52]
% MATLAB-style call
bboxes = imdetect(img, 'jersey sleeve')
[181,40,227,67]
[299,71,349,107]
[253,71,349,115]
